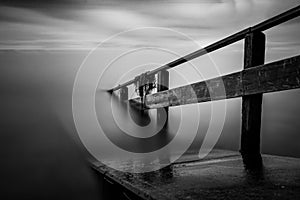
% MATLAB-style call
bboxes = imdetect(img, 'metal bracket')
[134,72,156,109]
[134,72,156,97]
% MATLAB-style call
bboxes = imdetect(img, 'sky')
[0,0,299,52]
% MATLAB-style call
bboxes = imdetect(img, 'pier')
[92,5,300,200]
[91,150,300,200]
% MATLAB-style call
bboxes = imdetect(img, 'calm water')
[2,50,300,173]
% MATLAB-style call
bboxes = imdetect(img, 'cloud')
[0,0,299,51]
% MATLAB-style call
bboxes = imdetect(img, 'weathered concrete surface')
[91,150,300,200]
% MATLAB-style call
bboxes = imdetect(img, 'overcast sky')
[0,0,299,52]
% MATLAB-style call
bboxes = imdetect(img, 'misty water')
[2,49,300,197]
[2,50,300,172]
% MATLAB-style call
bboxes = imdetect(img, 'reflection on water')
[93,86,300,170]
[93,90,177,172]
[95,90,175,154]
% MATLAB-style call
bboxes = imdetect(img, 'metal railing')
[109,5,300,92]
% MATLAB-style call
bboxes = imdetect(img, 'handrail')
[128,55,300,109]
[109,5,300,92]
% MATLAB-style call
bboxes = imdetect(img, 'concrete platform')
[91,150,300,200]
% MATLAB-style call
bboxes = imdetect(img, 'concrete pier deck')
[91,150,300,200]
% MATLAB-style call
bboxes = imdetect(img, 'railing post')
[120,86,128,101]
[240,31,265,169]
[157,69,169,128]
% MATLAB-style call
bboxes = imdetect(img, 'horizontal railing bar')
[129,55,300,109]
[110,5,300,92]
[251,4,300,32]
[147,28,250,76]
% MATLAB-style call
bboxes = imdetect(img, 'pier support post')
[240,31,265,169]
[157,69,169,128]
[120,86,128,101]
